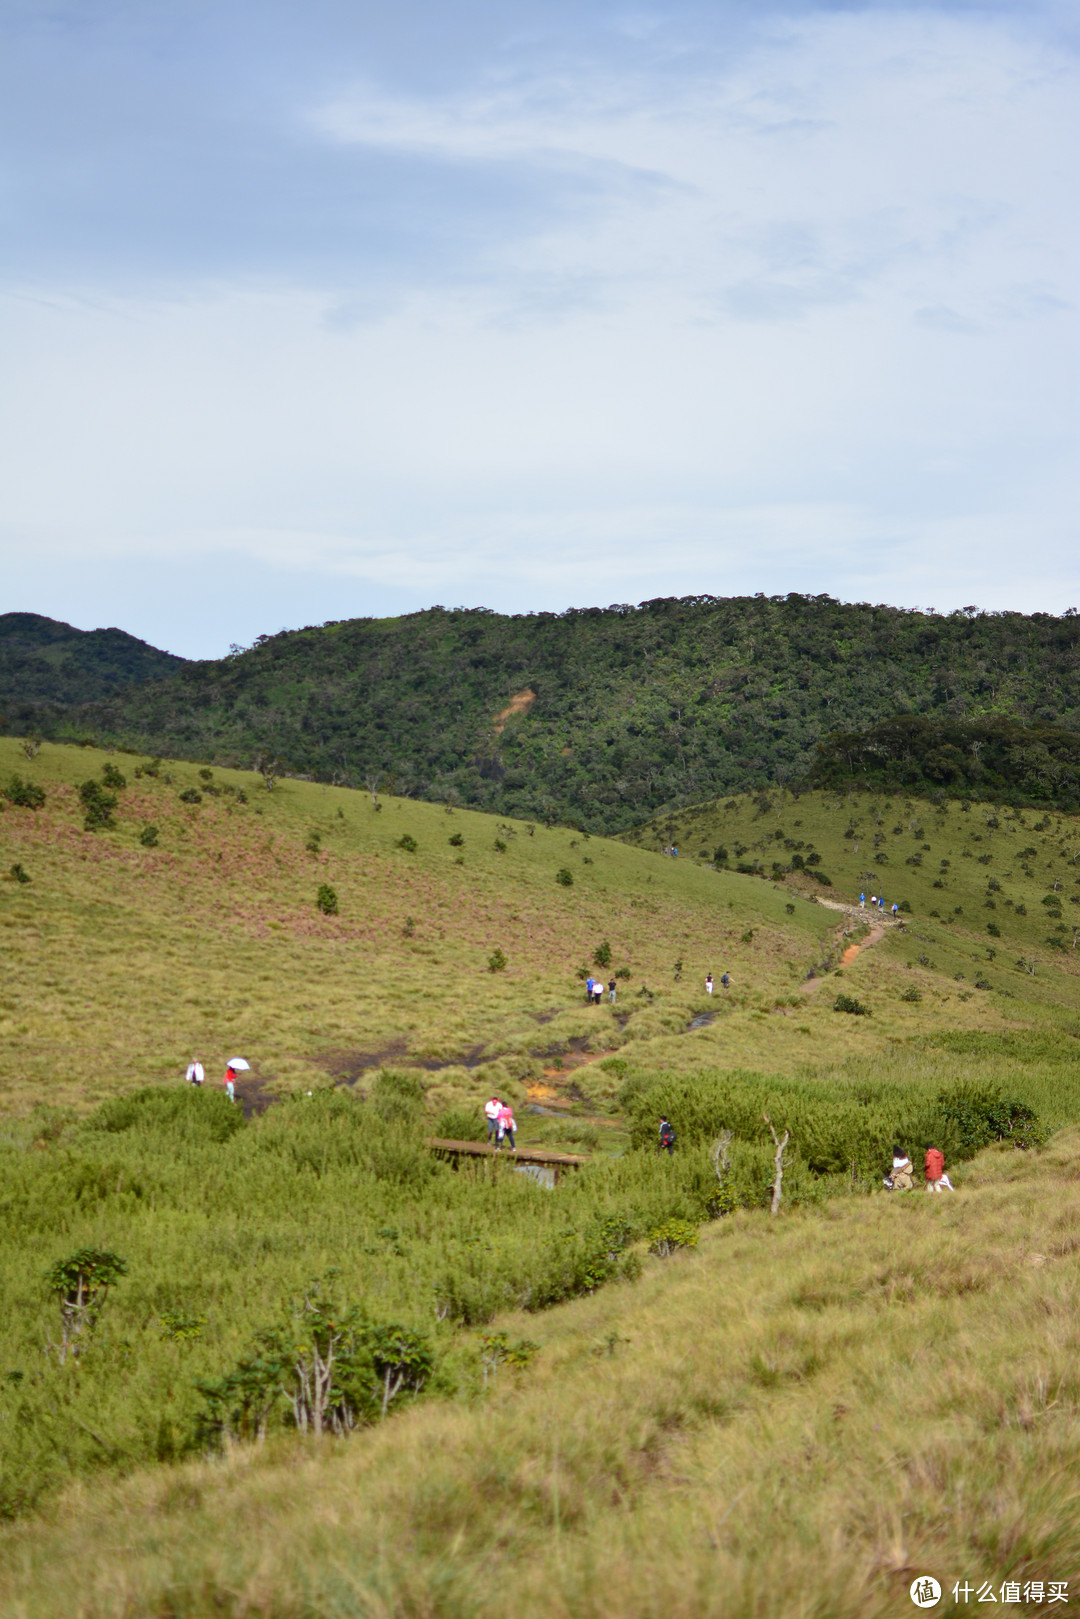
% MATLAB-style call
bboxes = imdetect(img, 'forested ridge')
[9,596,1080,831]
[0,612,185,708]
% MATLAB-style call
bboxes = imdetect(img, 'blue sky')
[1,0,1077,657]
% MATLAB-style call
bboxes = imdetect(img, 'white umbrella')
[227,1057,251,1071]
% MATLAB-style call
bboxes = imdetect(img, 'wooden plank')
[426,1137,587,1169]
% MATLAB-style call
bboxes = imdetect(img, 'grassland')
[3,739,1080,1614]
[2,1126,1079,1618]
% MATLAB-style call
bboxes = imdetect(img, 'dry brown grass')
[2,1131,1078,1618]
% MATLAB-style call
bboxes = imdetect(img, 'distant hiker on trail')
[859,893,865,909]
[223,1065,237,1104]
[720,972,731,989]
[705,973,714,994]
[924,1145,953,1192]
[496,1102,517,1152]
[658,1116,676,1155]
[884,1147,914,1192]
[186,1057,205,1086]
[869,894,877,909]
[891,902,899,917]
[593,980,603,1006]
[878,896,885,912]
[484,1095,502,1143]
[585,975,595,1003]
[608,978,617,1004]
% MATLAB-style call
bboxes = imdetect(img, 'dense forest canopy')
[0,612,186,709]
[808,713,1080,811]
[6,596,1080,832]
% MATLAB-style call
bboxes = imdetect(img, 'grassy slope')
[4,742,1080,1613]
[0,738,834,1119]
[2,1130,1078,1618]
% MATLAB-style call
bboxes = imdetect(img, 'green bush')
[556,867,574,886]
[2,775,45,810]
[79,780,117,831]
[448,832,464,847]
[138,825,159,848]
[316,884,339,915]
[648,1218,699,1256]
[397,834,418,853]
[487,948,508,973]
[433,1107,486,1142]
[9,863,30,885]
[834,994,871,1016]
[593,940,612,968]
[178,788,202,805]
[101,763,127,790]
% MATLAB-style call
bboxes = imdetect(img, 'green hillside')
[33,596,1080,831]
[0,612,186,720]
[4,735,1080,1559]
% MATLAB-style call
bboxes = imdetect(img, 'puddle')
[688,1011,716,1031]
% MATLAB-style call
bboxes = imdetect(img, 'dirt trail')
[799,899,898,995]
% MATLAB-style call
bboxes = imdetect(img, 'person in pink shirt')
[496,1102,517,1152]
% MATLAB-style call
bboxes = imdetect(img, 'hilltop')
[0,612,186,722]
[23,595,1080,831]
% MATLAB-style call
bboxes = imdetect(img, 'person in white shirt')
[705,974,714,994]
[185,1057,205,1086]
[484,1096,501,1143]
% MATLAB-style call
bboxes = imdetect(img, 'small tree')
[593,940,612,969]
[555,867,574,886]
[139,824,159,847]
[101,762,127,790]
[20,735,41,761]
[46,1248,127,1363]
[397,834,418,853]
[79,780,117,830]
[3,775,46,810]
[253,753,281,792]
[316,884,339,915]
[9,863,30,884]
[478,1331,538,1387]
[487,948,507,973]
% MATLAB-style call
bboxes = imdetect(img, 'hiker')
[497,1101,517,1152]
[658,1116,676,1155]
[585,975,595,1003]
[608,978,617,1004]
[878,896,885,911]
[891,902,899,917]
[484,1095,502,1143]
[925,1144,953,1192]
[705,973,714,994]
[859,892,866,909]
[720,972,731,989]
[593,981,603,1006]
[869,894,877,909]
[884,1146,914,1191]
[223,1065,237,1104]
[185,1056,205,1086]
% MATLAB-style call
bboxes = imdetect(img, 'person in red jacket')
[925,1144,950,1191]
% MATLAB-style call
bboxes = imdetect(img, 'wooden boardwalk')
[427,1137,587,1185]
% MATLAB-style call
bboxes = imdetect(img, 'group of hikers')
[860,892,900,917]
[884,1144,955,1192]
[657,1118,955,1191]
[484,1095,518,1151]
[185,1057,241,1104]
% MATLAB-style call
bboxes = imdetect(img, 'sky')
[1,0,1078,658]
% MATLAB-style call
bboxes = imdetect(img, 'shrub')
[101,763,127,790]
[448,832,464,847]
[987,921,1001,937]
[616,966,631,980]
[833,994,871,1016]
[80,780,117,830]
[555,867,574,886]
[937,1083,1046,1153]
[138,825,159,848]
[493,838,507,853]
[305,831,322,854]
[178,788,202,805]
[397,834,418,853]
[433,1107,486,1142]
[899,984,922,1003]
[198,768,213,781]
[974,977,993,988]
[487,948,508,973]
[593,940,612,969]
[9,863,30,885]
[3,775,46,810]
[45,1247,127,1362]
[648,1219,699,1257]
[316,884,339,915]
[478,1332,539,1385]
[785,902,795,914]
